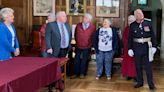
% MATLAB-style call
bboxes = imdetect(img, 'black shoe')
[48,84,54,92]
[70,75,78,79]
[80,74,85,79]
[126,77,132,80]
[133,78,137,82]
[134,84,143,88]
[48,86,53,92]
[149,86,156,91]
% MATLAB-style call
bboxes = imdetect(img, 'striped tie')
[61,24,66,46]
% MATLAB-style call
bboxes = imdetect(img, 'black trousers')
[48,48,68,92]
[134,51,154,88]
[58,48,68,58]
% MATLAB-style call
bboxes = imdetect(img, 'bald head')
[56,11,67,23]
[134,9,144,22]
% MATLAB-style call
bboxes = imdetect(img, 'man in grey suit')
[45,11,71,92]
[45,11,71,58]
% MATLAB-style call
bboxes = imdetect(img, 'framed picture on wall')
[96,0,120,17]
[137,0,148,5]
[66,0,86,15]
[33,0,55,16]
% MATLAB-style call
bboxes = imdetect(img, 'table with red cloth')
[0,57,64,92]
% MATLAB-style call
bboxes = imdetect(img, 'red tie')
[61,24,66,46]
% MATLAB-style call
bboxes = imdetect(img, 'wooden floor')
[38,59,164,92]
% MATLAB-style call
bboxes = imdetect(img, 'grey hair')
[56,11,66,19]
[84,13,92,21]
[48,13,56,20]
[0,7,14,20]
[104,18,112,25]
[128,15,136,22]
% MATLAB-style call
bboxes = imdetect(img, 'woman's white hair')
[128,15,136,22]
[84,13,92,21]
[0,7,14,20]
[48,13,56,20]
[104,18,112,25]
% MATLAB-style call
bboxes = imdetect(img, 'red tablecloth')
[0,57,63,92]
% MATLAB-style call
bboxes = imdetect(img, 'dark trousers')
[74,47,90,76]
[58,48,68,58]
[134,51,154,88]
[48,48,68,92]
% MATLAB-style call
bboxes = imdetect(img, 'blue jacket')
[93,27,118,53]
[0,22,19,61]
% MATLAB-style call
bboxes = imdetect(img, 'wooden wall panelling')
[1,0,23,7]
[68,16,72,27]
[61,0,66,5]
[26,0,32,44]
[59,0,62,5]
[90,0,95,6]
[86,0,90,6]
[22,0,27,43]
[61,7,66,11]
[124,0,129,30]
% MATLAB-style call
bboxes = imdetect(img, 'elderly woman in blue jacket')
[93,19,118,80]
[0,8,20,61]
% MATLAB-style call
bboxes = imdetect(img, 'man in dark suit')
[45,11,71,58]
[45,11,71,92]
[128,9,157,91]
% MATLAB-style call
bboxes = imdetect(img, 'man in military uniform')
[128,9,157,91]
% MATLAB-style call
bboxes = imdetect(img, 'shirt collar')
[101,27,112,31]
[57,21,64,25]
[82,22,90,26]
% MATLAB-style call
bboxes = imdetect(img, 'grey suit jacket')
[45,21,72,57]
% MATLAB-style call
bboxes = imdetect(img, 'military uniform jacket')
[128,20,157,53]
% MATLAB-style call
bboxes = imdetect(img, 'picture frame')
[137,0,148,6]
[96,0,120,17]
[33,0,55,16]
[66,0,86,15]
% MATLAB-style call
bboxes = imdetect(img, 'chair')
[59,58,69,88]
